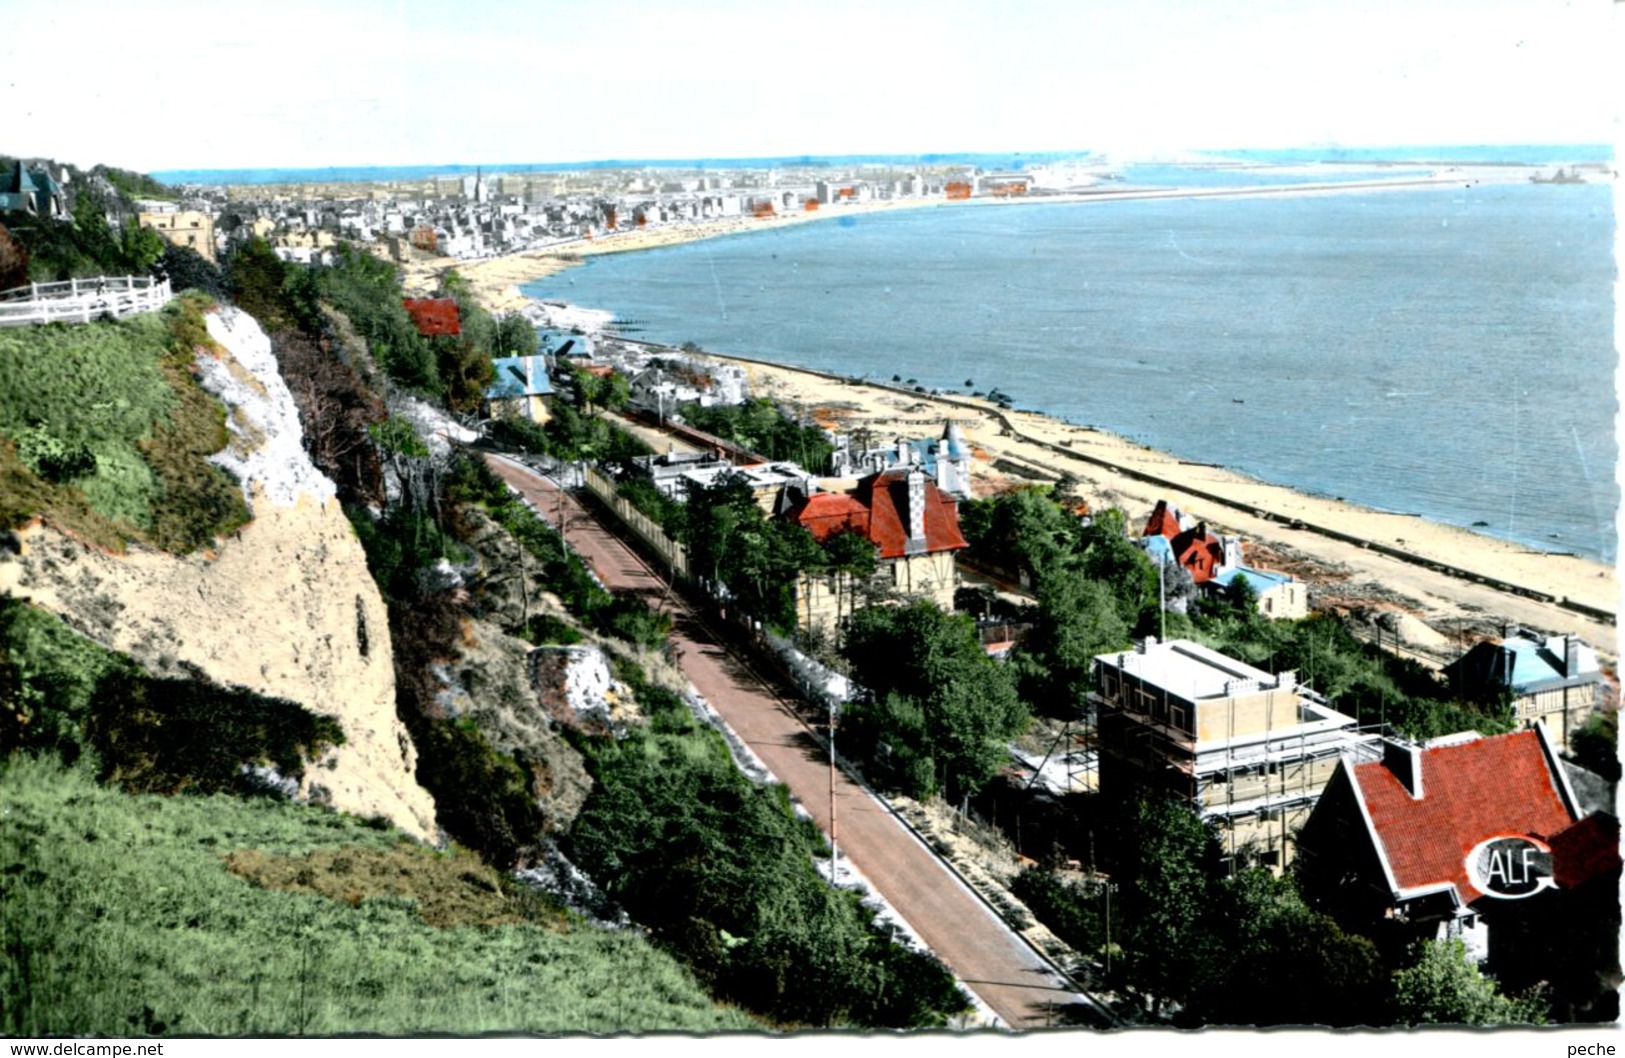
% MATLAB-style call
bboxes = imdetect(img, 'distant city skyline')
[5,0,1619,173]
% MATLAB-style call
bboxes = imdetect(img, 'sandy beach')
[410,166,1547,315]
[450,171,1618,663]
[726,355,1618,660]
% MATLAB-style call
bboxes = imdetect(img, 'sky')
[4,0,1620,172]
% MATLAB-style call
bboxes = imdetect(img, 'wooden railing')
[0,276,173,327]
[581,464,690,579]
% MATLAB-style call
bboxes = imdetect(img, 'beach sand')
[727,356,1618,660]
[448,171,1618,662]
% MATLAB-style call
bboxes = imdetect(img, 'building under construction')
[1091,636,1382,870]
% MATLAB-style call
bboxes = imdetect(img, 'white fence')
[0,276,173,327]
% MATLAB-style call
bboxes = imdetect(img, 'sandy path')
[486,455,1106,1029]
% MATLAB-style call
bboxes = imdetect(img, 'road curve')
[487,455,1103,1030]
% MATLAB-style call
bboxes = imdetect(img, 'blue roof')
[1210,566,1293,594]
[1499,637,1590,692]
[1139,535,1175,565]
[486,355,553,400]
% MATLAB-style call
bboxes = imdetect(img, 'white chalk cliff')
[0,306,439,840]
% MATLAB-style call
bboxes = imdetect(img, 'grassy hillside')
[0,294,248,553]
[0,754,755,1036]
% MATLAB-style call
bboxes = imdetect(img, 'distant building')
[784,466,968,637]
[629,451,817,516]
[1207,565,1308,620]
[0,161,67,218]
[1296,726,1618,987]
[1442,628,1607,747]
[138,210,217,263]
[831,421,974,500]
[1142,500,1241,584]
[1140,499,1303,617]
[1092,636,1381,870]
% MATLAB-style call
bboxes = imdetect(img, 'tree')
[495,312,538,357]
[157,245,224,299]
[1077,508,1159,631]
[0,222,28,290]
[1105,794,1221,1016]
[1017,572,1128,717]
[118,220,166,274]
[1184,869,1388,1027]
[1392,939,1545,1025]
[958,485,1081,583]
[1569,709,1620,782]
[841,601,1028,800]
[816,527,879,630]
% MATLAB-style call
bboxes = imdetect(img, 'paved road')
[487,455,1103,1029]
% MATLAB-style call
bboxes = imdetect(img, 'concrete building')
[628,451,816,515]
[1207,565,1309,620]
[1442,629,1607,747]
[1092,636,1381,869]
[138,209,217,263]
[784,466,968,638]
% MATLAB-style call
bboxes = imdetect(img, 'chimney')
[904,466,927,551]
[1383,739,1424,799]
[1564,637,1581,677]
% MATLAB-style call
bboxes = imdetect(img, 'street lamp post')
[828,699,839,884]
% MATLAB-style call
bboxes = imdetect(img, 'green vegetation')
[0,294,249,552]
[1014,793,1532,1027]
[0,599,341,797]
[566,670,967,1028]
[0,755,753,1036]
[1180,611,1513,741]
[681,397,834,472]
[309,245,436,392]
[1392,939,1547,1026]
[1,191,165,283]
[839,600,1029,801]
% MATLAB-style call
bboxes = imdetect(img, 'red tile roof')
[1352,729,1578,904]
[1549,812,1621,890]
[788,469,968,560]
[1143,499,1182,539]
[401,298,461,336]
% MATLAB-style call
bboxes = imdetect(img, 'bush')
[1,599,342,795]
[567,675,967,1028]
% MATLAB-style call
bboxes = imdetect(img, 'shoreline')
[413,166,1550,314]
[452,175,1618,660]
[713,350,1618,656]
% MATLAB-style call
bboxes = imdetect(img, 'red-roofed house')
[1296,726,1617,969]
[401,298,461,337]
[784,466,968,635]
[1141,499,1241,585]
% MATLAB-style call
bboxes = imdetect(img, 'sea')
[520,168,1620,564]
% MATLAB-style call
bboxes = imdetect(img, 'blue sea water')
[523,180,1620,564]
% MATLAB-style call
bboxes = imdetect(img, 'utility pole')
[829,699,839,884]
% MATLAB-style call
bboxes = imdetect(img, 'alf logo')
[1467,835,1556,899]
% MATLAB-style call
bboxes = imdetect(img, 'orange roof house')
[784,467,968,634]
[401,298,461,337]
[788,467,968,560]
[1143,499,1235,584]
[1296,726,1617,975]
